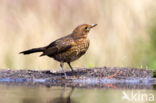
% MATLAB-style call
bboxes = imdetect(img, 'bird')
[20,24,97,76]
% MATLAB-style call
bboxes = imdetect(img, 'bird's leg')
[60,62,67,77]
[67,62,74,72]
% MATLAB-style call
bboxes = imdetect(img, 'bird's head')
[72,24,97,38]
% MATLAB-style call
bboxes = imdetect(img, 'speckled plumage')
[20,24,97,75]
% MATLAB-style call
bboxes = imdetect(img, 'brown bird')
[20,24,97,76]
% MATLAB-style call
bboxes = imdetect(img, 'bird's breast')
[73,38,90,54]
[53,38,89,62]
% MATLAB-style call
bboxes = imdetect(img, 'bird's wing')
[42,37,74,56]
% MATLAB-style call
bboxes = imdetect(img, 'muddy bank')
[0,67,156,89]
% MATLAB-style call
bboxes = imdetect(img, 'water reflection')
[51,87,75,103]
[0,85,155,103]
[21,87,75,103]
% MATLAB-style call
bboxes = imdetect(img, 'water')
[0,85,155,103]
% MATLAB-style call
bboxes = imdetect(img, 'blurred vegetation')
[147,19,156,69]
[0,0,156,70]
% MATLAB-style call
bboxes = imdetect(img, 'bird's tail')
[19,47,44,55]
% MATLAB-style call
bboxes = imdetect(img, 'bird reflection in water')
[50,87,75,103]
[22,87,76,103]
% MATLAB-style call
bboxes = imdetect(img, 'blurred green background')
[0,0,156,70]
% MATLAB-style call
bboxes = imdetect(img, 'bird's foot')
[71,69,75,74]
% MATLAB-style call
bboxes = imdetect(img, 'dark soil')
[0,67,156,89]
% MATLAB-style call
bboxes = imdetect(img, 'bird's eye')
[85,27,88,30]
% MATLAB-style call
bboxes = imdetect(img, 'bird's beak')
[86,24,97,31]
[90,24,97,28]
